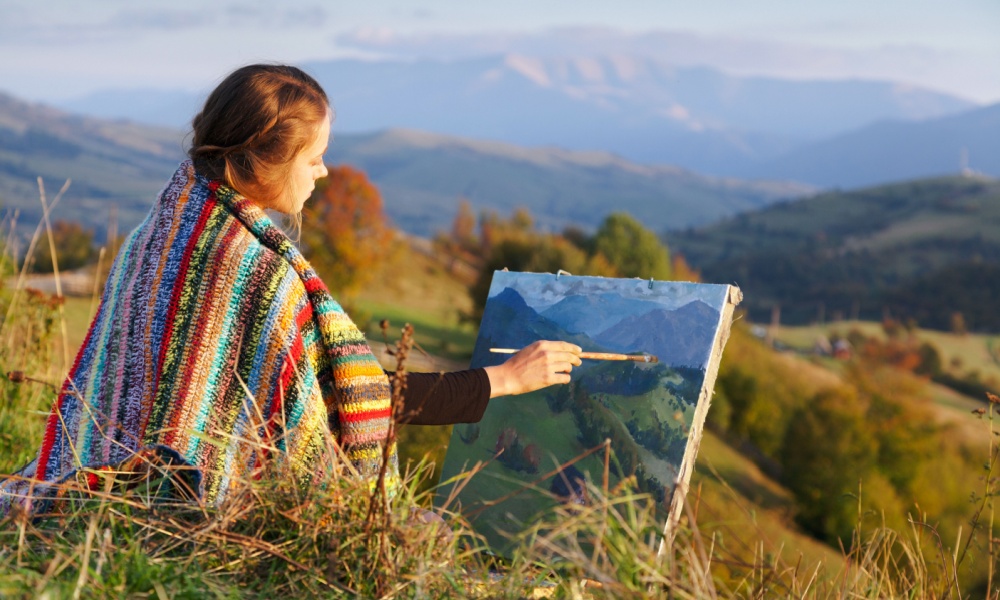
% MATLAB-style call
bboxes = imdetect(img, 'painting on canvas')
[436,271,741,554]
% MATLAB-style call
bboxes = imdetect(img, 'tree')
[592,213,672,280]
[301,165,395,301]
[779,386,877,544]
[464,207,616,321]
[433,198,478,261]
[31,220,95,273]
[450,198,478,253]
[950,312,968,336]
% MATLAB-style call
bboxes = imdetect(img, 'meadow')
[2,233,999,598]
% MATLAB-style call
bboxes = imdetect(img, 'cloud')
[107,9,207,31]
[0,3,330,44]
[221,3,328,29]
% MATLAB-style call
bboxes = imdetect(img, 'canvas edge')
[657,284,743,558]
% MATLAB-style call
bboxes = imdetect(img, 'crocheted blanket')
[1,161,398,512]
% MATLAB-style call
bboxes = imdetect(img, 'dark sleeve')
[386,369,491,425]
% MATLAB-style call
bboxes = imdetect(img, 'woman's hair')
[189,64,329,208]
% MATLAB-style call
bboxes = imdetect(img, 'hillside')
[10,230,999,591]
[667,175,1000,331]
[330,128,812,235]
[0,91,811,238]
[0,92,184,234]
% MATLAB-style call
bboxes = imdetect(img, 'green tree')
[592,212,672,280]
[31,220,95,273]
[468,234,603,321]
[780,386,877,544]
[716,367,786,457]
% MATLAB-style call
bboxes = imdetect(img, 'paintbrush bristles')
[489,348,659,363]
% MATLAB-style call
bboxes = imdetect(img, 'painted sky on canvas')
[1,0,997,103]
[489,274,729,314]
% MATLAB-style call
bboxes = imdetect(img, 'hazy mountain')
[472,287,600,363]
[308,55,975,139]
[758,103,1000,187]
[59,89,203,131]
[594,301,720,368]
[540,293,654,337]
[473,287,721,370]
[0,91,811,239]
[0,92,185,236]
[58,55,974,178]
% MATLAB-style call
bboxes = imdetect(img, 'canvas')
[436,271,741,555]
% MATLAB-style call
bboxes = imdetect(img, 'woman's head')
[189,64,330,213]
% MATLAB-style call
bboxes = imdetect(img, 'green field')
[770,319,1000,386]
[7,234,999,593]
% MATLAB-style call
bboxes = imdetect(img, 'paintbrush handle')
[580,352,656,362]
[488,348,658,363]
[580,351,658,363]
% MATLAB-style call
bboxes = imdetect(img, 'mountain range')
[3,65,998,244]
[329,128,809,235]
[0,92,183,234]
[0,91,808,238]
[755,103,1000,188]
[540,293,653,337]
[56,55,992,187]
[593,301,719,368]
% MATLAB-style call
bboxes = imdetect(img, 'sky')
[1,0,998,104]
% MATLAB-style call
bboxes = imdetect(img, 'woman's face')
[277,115,330,214]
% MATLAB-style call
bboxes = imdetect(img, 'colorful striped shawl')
[2,161,399,511]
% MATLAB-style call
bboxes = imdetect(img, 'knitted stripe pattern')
[1,161,398,512]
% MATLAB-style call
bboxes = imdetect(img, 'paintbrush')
[489,348,659,363]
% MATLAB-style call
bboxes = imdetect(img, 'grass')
[355,241,479,363]
[359,299,476,365]
[770,319,1000,389]
[5,235,1000,596]
[0,289,732,598]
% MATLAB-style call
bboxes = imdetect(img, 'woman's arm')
[388,341,582,426]
[391,369,491,425]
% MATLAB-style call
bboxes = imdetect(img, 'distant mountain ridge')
[0,92,184,234]
[540,293,653,337]
[473,287,599,363]
[594,301,720,368]
[331,128,811,235]
[757,102,1000,188]
[58,55,976,182]
[0,90,810,238]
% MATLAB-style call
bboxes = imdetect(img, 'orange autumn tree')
[301,165,395,301]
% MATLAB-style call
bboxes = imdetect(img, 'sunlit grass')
[4,236,1000,596]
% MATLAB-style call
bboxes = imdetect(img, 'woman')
[1,65,580,513]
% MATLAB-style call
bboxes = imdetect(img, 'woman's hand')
[484,341,582,398]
